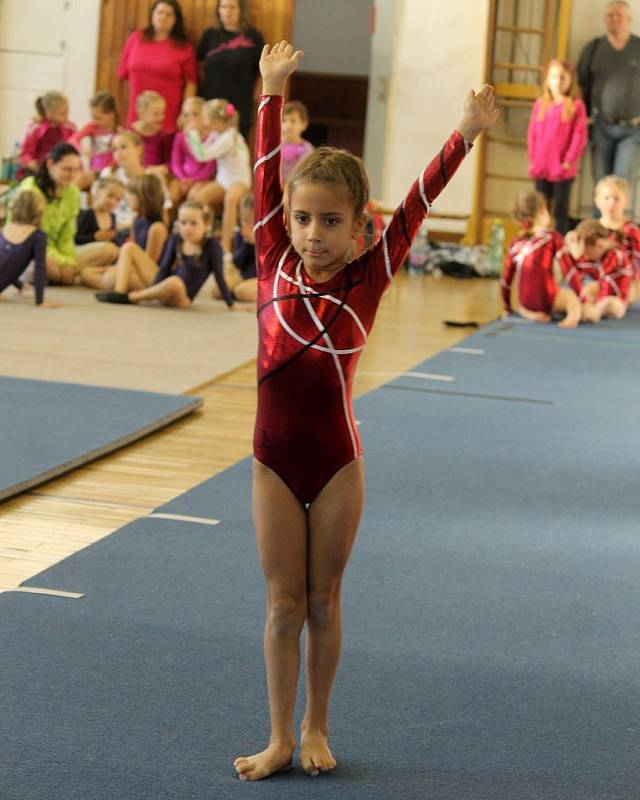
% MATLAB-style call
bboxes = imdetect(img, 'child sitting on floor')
[95,200,234,309]
[0,190,57,307]
[281,100,314,183]
[131,90,174,170]
[562,219,633,322]
[501,190,581,327]
[75,177,123,247]
[213,191,257,303]
[593,175,640,304]
[170,96,216,203]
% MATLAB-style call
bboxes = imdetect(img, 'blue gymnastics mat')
[1,316,640,799]
[0,376,201,502]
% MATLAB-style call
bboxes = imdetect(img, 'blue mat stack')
[2,313,640,799]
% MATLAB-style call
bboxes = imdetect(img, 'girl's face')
[48,101,69,126]
[95,184,123,212]
[125,190,140,212]
[546,65,571,99]
[140,100,166,129]
[289,181,364,279]
[282,112,307,144]
[113,135,142,167]
[181,102,202,129]
[178,207,208,243]
[595,184,627,221]
[48,153,80,186]
[202,111,226,133]
[151,2,176,36]
[92,106,116,130]
[218,0,241,31]
[583,238,609,261]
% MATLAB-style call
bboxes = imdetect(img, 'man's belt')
[596,111,640,126]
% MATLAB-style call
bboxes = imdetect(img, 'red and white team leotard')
[253,94,470,504]
[500,229,564,313]
[607,221,640,280]
[559,244,633,303]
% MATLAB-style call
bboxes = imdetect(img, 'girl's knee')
[268,594,307,636]
[60,265,77,285]
[307,590,339,629]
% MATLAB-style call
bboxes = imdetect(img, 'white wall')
[292,0,372,76]
[371,0,489,229]
[0,0,100,158]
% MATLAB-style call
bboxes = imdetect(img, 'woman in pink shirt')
[527,59,588,234]
[118,0,197,133]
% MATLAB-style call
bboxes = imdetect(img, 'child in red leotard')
[500,190,581,327]
[233,41,499,783]
[593,175,640,304]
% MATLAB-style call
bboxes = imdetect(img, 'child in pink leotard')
[232,41,499,783]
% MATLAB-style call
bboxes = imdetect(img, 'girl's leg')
[76,241,119,269]
[191,180,225,213]
[232,278,258,302]
[517,305,551,323]
[80,266,110,289]
[234,459,308,781]
[46,254,76,285]
[302,457,365,776]
[552,180,573,235]
[221,183,249,253]
[552,287,582,328]
[129,275,191,307]
[114,243,159,293]
[596,296,627,319]
[627,279,640,305]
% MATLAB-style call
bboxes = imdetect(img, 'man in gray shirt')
[577,1,640,204]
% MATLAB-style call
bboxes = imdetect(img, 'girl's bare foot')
[300,729,337,776]
[233,742,294,781]
[518,305,551,323]
[558,315,579,328]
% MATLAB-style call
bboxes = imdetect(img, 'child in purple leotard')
[95,200,234,309]
[0,191,58,307]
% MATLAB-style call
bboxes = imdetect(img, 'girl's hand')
[95,229,116,241]
[260,41,303,95]
[564,230,583,259]
[456,85,500,142]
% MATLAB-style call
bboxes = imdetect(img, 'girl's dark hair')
[90,90,118,122]
[512,190,547,238]
[143,0,188,44]
[34,142,79,199]
[127,174,165,223]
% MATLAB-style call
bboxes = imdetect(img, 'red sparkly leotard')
[607,221,640,280]
[500,229,564,314]
[253,94,471,504]
[559,244,632,303]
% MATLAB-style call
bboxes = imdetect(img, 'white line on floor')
[449,347,484,355]
[148,512,221,526]
[403,372,455,382]
[8,587,84,599]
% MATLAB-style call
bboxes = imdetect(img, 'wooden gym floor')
[0,273,501,592]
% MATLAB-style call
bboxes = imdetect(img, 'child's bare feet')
[518,305,551,323]
[300,728,337,776]
[558,315,579,328]
[233,742,294,781]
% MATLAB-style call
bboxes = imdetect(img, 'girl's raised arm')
[253,42,304,277]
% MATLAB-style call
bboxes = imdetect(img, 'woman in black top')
[196,0,264,139]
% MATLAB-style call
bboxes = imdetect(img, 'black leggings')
[534,179,573,235]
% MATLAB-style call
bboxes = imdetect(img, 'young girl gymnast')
[527,59,587,234]
[232,42,498,782]
[70,91,119,186]
[593,175,640,303]
[211,191,258,302]
[95,200,234,308]
[500,191,581,327]
[75,177,123,246]
[563,219,633,321]
[18,91,76,175]
[81,175,168,290]
[185,98,252,253]
[169,96,216,202]
[281,100,314,183]
[0,191,58,307]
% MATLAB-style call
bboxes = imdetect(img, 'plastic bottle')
[486,218,505,276]
[407,221,431,275]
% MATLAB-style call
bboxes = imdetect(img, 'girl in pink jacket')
[527,59,587,234]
